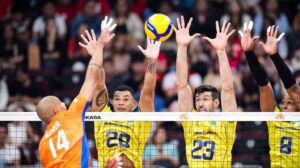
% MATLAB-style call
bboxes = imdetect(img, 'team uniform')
[182,110,236,168]
[39,96,90,168]
[94,102,151,168]
[267,106,300,167]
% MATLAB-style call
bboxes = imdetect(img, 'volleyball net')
[0,112,299,168]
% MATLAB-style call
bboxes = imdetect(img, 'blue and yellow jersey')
[39,96,90,168]
[267,106,300,167]
[94,103,151,168]
[182,109,236,168]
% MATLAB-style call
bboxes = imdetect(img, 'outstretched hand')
[138,37,161,61]
[174,16,201,47]
[79,29,97,56]
[203,21,235,50]
[99,16,117,46]
[239,21,259,52]
[104,151,122,168]
[258,25,285,55]
[79,16,117,56]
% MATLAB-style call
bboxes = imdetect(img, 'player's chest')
[190,121,226,138]
[273,121,300,135]
[101,121,142,137]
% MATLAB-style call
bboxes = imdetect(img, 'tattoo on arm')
[94,88,109,111]
[147,62,157,74]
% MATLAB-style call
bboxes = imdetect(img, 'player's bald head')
[36,96,66,124]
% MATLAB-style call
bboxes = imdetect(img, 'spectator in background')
[7,106,28,148]
[112,0,144,44]
[102,58,126,98]
[70,0,101,37]
[38,18,65,72]
[188,38,209,78]
[10,7,31,36]
[130,0,146,19]
[12,0,43,18]
[25,122,41,165]
[254,0,291,36]
[143,126,179,168]
[290,47,300,72]
[0,70,8,111]
[124,53,145,92]
[221,0,250,70]
[0,124,21,166]
[109,33,131,75]
[67,23,90,68]
[6,105,41,165]
[0,0,13,21]
[241,71,260,111]
[157,0,180,25]
[286,13,300,60]
[56,0,76,25]
[162,67,177,100]
[203,60,221,91]
[221,0,251,30]
[76,0,111,17]
[8,67,41,105]
[0,24,27,71]
[191,0,217,38]
[32,1,67,40]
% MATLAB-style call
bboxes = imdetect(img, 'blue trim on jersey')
[146,21,172,41]
[81,101,90,168]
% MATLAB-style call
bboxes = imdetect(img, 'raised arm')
[239,21,276,112]
[137,38,161,112]
[259,25,300,110]
[203,21,237,112]
[174,16,200,112]
[79,16,116,109]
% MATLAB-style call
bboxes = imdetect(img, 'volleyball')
[144,13,173,42]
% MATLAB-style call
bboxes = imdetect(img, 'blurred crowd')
[0,0,300,167]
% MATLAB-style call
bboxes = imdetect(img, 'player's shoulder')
[68,95,90,113]
[71,95,89,107]
[274,105,280,112]
[100,102,113,112]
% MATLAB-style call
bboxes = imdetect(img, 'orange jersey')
[39,95,90,168]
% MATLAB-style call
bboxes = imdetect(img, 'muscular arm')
[79,18,116,109]
[176,45,193,112]
[245,51,275,112]
[79,43,105,101]
[258,25,299,110]
[204,21,237,112]
[240,21,275,112]
[174,17,200,112]
[90,46,109,111]
[92,75,109,111]
[137,38,161,112]
[139,60,157,112]
[217,49,237,112]
[270,52,300,109]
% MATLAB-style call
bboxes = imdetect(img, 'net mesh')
[0,112,299,168]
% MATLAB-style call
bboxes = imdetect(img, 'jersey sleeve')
[67,95,90,118]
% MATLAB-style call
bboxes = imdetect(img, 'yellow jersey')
[267,106,300,167]
[94,103,151,168]
[182,110,236,168]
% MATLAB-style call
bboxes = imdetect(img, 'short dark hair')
[114,85,135,96]
[193,85,220,107]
